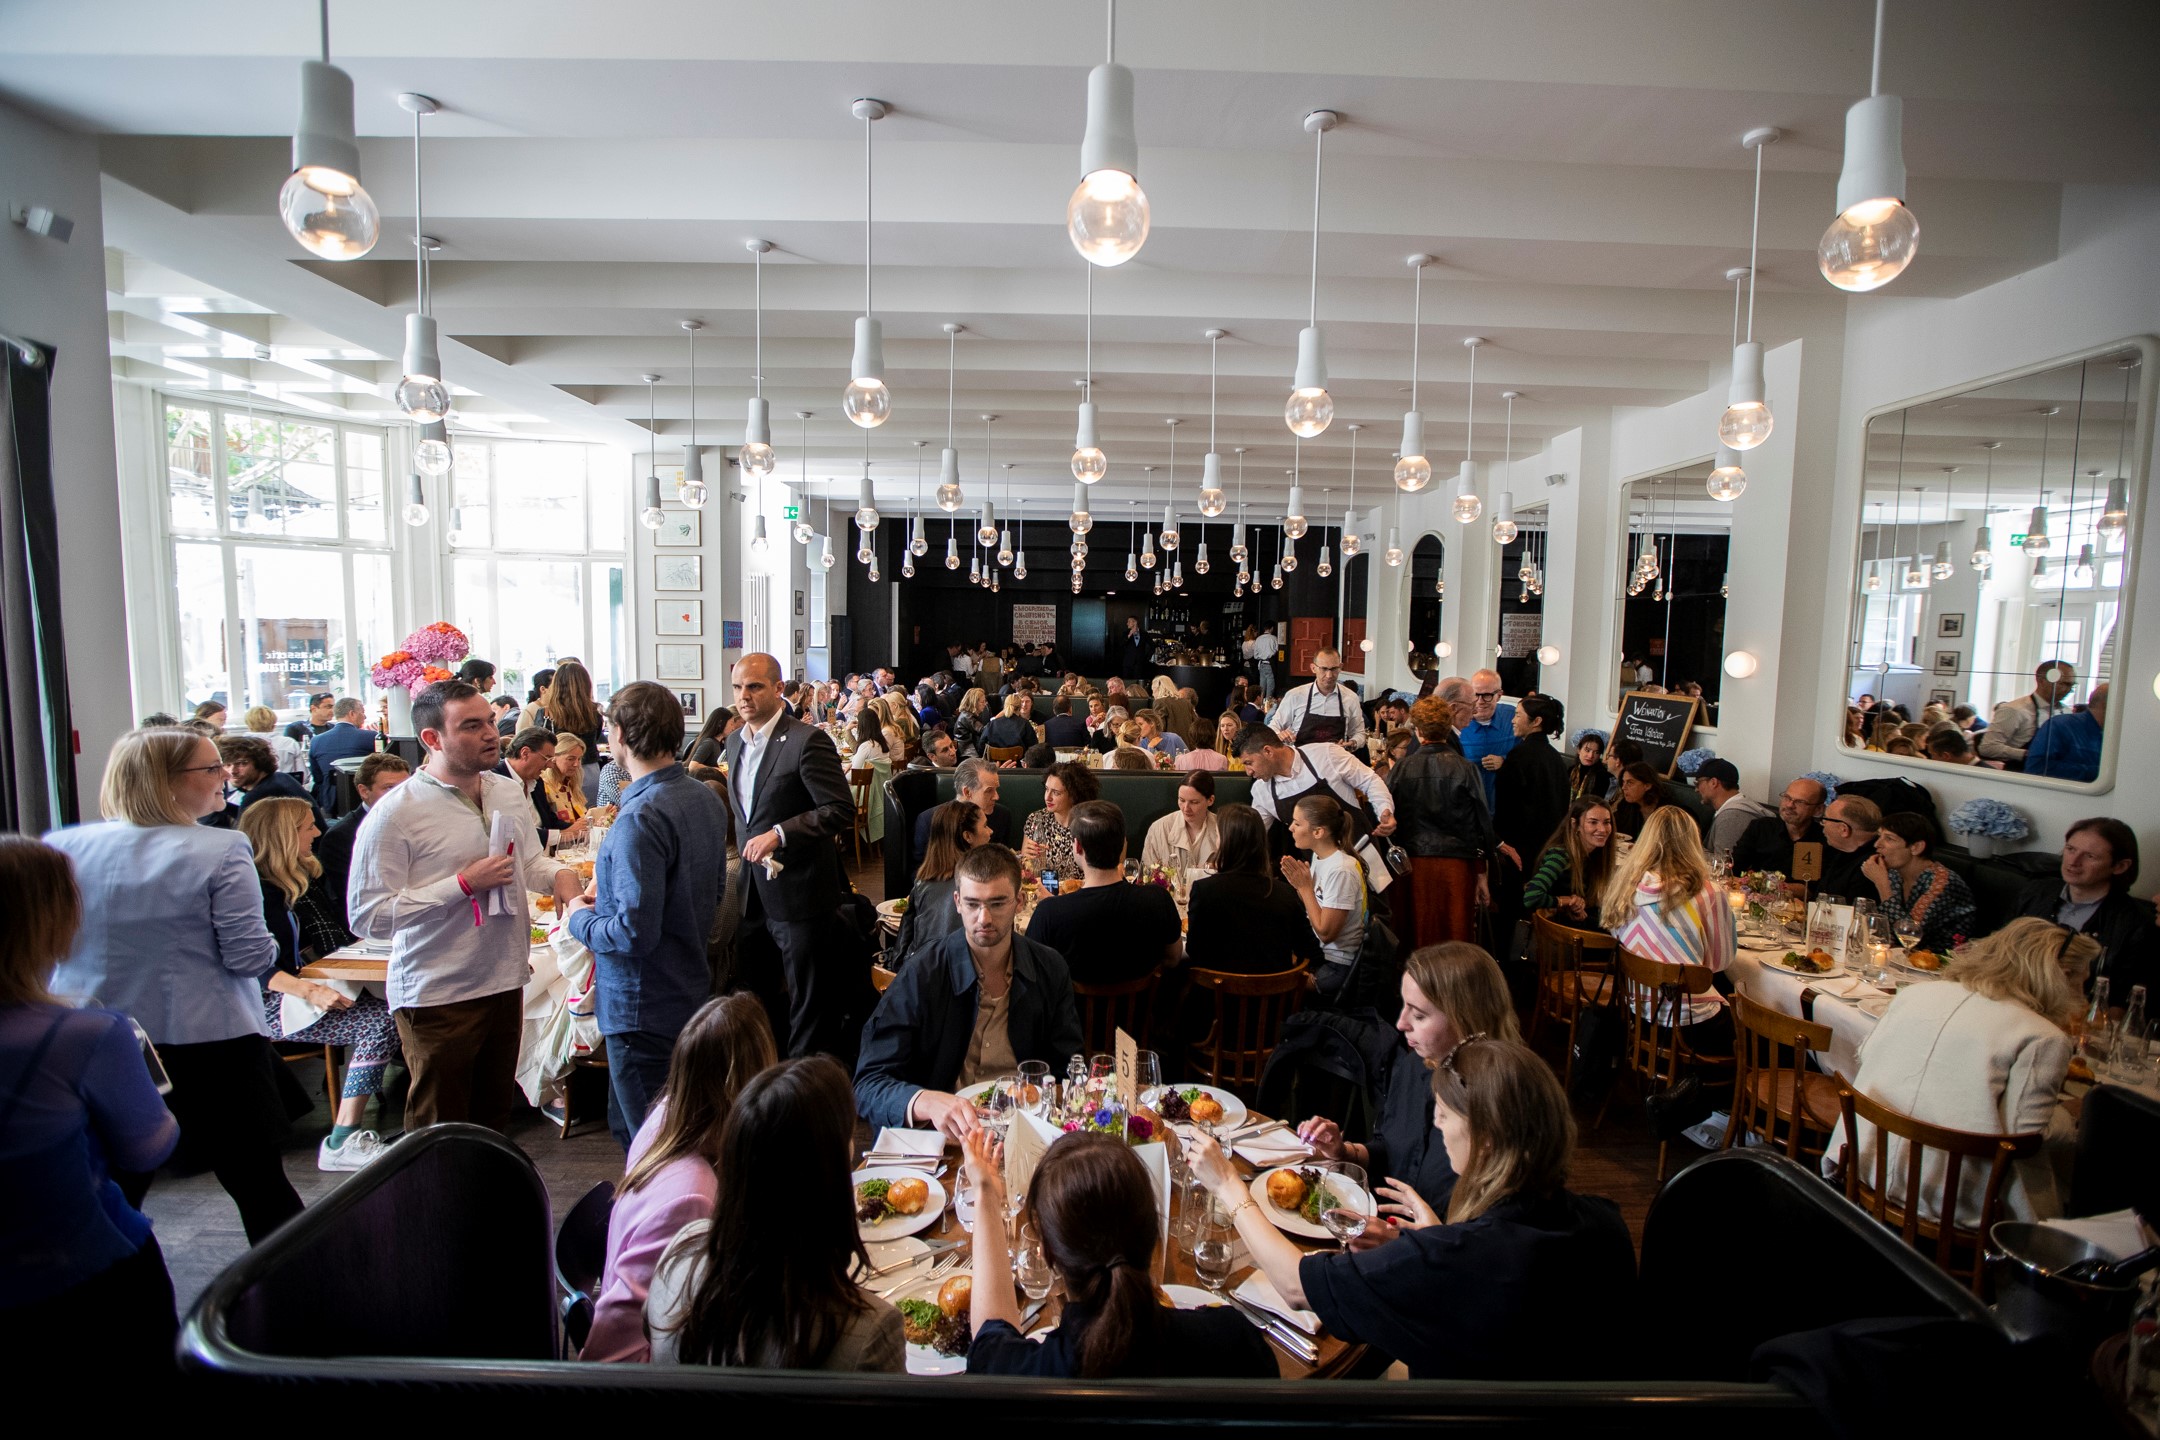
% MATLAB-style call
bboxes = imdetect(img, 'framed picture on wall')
[676,689,701,718]
[1929,688,1957,708]
[1932,650,1962,675]
[794,628,805,655]
[794,589,805,617]
[654,556,701,591]
[656,644,703,680]
[656,599,702,636]
[1937,613,1966,638]
[653,511,701,547]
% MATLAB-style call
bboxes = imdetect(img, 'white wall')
[0,99,129,815]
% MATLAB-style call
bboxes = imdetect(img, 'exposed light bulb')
[740,442,775,478]
[1286,328,1333,437]
[1160,508,1181,551]
[1384,528,1403,567]
[969,553,981,582]
[1229,528,1247,565]
[1706,444,1748,502]
[1283,485,1308,540]
[1194,541,1210,575]
[1930,540,1954,581]
[1451,492,1482,524]
[639,472,666,530]
[1140,531,1156,569]
[977,502,999,548]
[793,514,814,544]
[1971,525,1994,573]
[1015,551,1028,580]
[1435,641,1452,659]
[281,60,379,259]
[1820,197,1920,293]
[910,523,928,557]
[1360,637,1374,653]
[1124,554,1138,581]
[1270,564,1283,590]
[396,314,450,422]
[2099,476,2131,537]
[1536,645,1561,667]
[998,529,1014,567]
[945,537,960,569]
[855,477,880,532]
[1491,491,1517,545]
[1070,485,1093,534]
[1316,545,1332,578]
[2022,507,2049,553]
[844,317,890,428]
[1281,549,1298,573]
[751,514,770,554]
[414,426,452,478]
[1198,452,1226,516]
[403,500,429,526]
[1072,401,1106,484]
[680,477,707,508]
[402,471,428,527]
[1340,514,1360,558]
[1718,342,1772,451]
[1395,411,1431,493]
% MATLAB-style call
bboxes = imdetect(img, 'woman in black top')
[1609,761,1667,842]
[1567,730,1608,800]
[980,694,1036,753]
[1184,805,1321,977]
[686,707,739,767]
[1190,1036,1635,1381]
[963,1129,1272,1379]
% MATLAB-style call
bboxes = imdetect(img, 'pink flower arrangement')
[403,622,471,665]
[370,623,472,697]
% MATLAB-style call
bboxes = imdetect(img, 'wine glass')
[1015,1226,1055,1303]
[1312,1160,1373,1251]
[983,1075,1019,1143]
[1017,1060,1053,1119]
[1191,1202,1236,1296]
[1136,1050,1162,1110]
[1123,858,1142,884]
[1088,1053,1117,1106]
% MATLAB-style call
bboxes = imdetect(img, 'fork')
[874,1250,961,1299]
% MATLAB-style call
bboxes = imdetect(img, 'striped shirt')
[1611,872,1735,1025]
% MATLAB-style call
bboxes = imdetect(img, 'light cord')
[1871,0,1886,97]
[1308,125,1325,327]
[1746,140,1762,342]
[1410,261,1423,412]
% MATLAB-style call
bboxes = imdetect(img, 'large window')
[447,439,627,700]
[163,400,391,715]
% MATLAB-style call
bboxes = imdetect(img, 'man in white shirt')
[1234,723,1396,851]
[350,679,582,1132]
[1979,658,2077,769]
[1267,648,1366,751]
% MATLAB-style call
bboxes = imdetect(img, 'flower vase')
[1963,834,1997,859]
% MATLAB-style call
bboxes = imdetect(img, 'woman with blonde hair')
[1602,804,1734,1045]
[1829,918,2096,1224]
[46,728,305,1240]
[542,660,605,796]
[980,691,1035,752]
[540,732,591,842]
[1190,1036,1633,1379]
[951,687,990,757]
[237,797,403,1171]
[244,704,307,778]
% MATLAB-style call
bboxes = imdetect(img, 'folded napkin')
[1858,994,1894,1018]
[870,1127,946,1161]
[2039,1208,2148,1261]
[1234,1134,1310,1167]
[1810,975,1870,999]
[279,977,362,1035]
[1235,1273,1321,1335]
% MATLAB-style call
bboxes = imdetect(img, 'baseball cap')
[1693,758,1741,789]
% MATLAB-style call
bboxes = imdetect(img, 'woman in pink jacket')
[582,994,778,1362]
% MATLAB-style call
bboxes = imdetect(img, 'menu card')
[1004,1109,1059,1202]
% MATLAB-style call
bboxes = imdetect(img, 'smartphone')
[129,1016,173,1095]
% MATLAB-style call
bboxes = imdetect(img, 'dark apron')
[1293,686,1351,747]
[1265,749,1376,862]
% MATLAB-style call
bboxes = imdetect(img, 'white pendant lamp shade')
[1070,485,1093,534]
[1971,524,1995,572]
[1283,486,1308,540]
[813,533,832,571]
[750,512,770,554]
[845,316,890,428]
[414,420,452,477]
[1198,453,1226,517]
[1281,540,1298,572]
[977,501,998,547]
[1719,342,1772,450]
[936,448,963,510]
[1161,506,1180,551]
[1072,403,1106,483]
[970,552,981,583]
[1070,58,1149,266]
[1395,411,1431,493]
[1384,528,1403,566]
[1316,542,1332,578]
[639,471,666,530]
[741,397,775,477]
[856,476,879,532]
[1270,562,1283,589]
[1821,94,1919,292]
[910,514,927,556]
[1286,327,1333,438]
[1195,539,1210,575]
[998,526,1014,566]
[396,313,449,422]
[1124,551,1138,581]
[1140,528,1156,568]
[1931,538,1954,580]
[1015,546,1028,578]
[2100,476,2131,537]
[1230,524,1247,565]
[680,445,707,508]
[1340,511,1360,557]
[1706,444,1748,502]
[1451,461,1482,524]
[281,59,379,259]
[402,470,428,527]
[1491,490,1517,545]
[2022,506,2049,553]
[944,535,959,569]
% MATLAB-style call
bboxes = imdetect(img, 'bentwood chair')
[985,745,1027,765]
[847,767,876,866]
[1186,963,1308,1099]
[1073,966,1163,1054]
[1605,947,1734,1181]
[1528,911,1616,1089]
[1835,1085,2043,1293]
[552,1180,615,1355]
[1724,993,1841,1162]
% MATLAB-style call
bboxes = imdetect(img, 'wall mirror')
[1843,341,2149,790]
[1612,468,1732,724]
[1405,532,1446,681]
[1494,504,1552,696]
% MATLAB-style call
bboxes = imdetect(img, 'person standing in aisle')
[566,682,728,1149]
[1267,648,1366,753]
[1456,670,1517,813]
[722,652,868,1061]
[349,681,584,1131]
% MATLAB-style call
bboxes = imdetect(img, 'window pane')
[493,441,586,552]
[175,540,228,710]
[234,545,348,710]
[345,430,384,542]
[450,443,491,549]
[353,551,396,711]
[591,561,626,698]
[166,405,216,531]
[591,457,626,554]
[228,416,338,538]
[453,557,494,672]
[495,560,585,691]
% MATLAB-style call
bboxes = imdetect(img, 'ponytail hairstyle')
[1292,792,1353,854]
[1024,1132,1163,1378]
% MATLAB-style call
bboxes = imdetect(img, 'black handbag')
[1643,1073,1714,1140]
[1568,1002,1624,1104]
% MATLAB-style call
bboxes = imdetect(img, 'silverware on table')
[863,1238,962,1278]
[859,1151,946,1165]
[873,1250,961,1299]
[1227,1293,1319,1363]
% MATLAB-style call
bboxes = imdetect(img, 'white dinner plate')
[1145,1083,1248,1131]
[854,1166,948,1242]
[890,1267,972,1376]
[1757,952,1849,980]
[1248,1165,1376,1241]
[875,898,908,932]
[1162,1283,1229,1310]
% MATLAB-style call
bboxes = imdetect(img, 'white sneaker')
[317,1129,388,1172]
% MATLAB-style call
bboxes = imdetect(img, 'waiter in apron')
[1266,648,1367,754]
[1232,723,1396,862]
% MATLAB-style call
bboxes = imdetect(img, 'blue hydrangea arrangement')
[1675,747,1717,776]
[1948,797,2030,841]
[1801,771,1841,800]
[1570,728,1608,749]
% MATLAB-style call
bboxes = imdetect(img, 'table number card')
[1115,1028,1138,1113]
[1790,842,1824,884]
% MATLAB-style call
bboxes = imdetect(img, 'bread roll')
[939,1273,973,1318]
[1266,1168,1308,1210]
[886,1176,928,1215]
[1188,1095,1224,1125]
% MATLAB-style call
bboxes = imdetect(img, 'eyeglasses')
[1822,818,1853,831]
[1473,690,1501,700]
[1313,665,1340,674]
[175,762,227,776]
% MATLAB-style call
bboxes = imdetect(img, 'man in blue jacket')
[854,844,1083,1136]
[309,696,380,799]
[2026,682,2106,783]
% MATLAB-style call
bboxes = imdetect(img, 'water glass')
[1191,1202,1236,1295]
[984,1075,1020,1142]
[1015,1227,1055,1302]
[1136,1050,1162,1106]
[1311,1160,1373,1250]
[1017,1060,1053,1119]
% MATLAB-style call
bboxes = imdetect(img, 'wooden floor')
[143,843,1678,1315]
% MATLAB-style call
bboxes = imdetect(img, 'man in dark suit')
[1043,695,1090,748]
[909,759,1015,872]
[314,752,412,935]
[1119,616,1152,680]
[723,652,869,1059]
[310,696,379,799]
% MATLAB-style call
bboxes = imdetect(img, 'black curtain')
[0,339,79,832]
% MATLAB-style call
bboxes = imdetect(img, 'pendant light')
[929,324,964,513]
[638,366,667,530]
[1863,504,1882,592]
[854,433,879,565]
[279,2,379,259]
[909,441,929,558]
[2023,407,2056,554]
[976,416,999,545]
[402,468,428,527]
[1452,338,1485,522]
[1073,267,1106,483]
[1285,110,1341,438]
[749,414,771,556]
[414,417,452,478]
[843,99,892,428]
[1493,391,1521,544]
[741,239,776,479]
[1014,499,1029,580]
[1315,490,1333,578]
[679,320,708,508]
[1341,423,1362,556]
[1196,329,1229,515]
[1161,418,1182,550]
[792,412,815,543]
[1230,448,1249,565]
[393,95,449,423]
[1282,466,1300,572]
[1125,499,1139,581]
[1930,468,1957,579]
[1068,0,1149,265]
[2099,361,2135,538]
[1705,269,1753,500]
[970,549,981,584]
[944,499,960,569]
[1396,254,1435,491]
[1904,487,1932,590]
[1820,0,1920,291]
[1070,482,1093,536]
[997,464,1016,566]
[1719,129,1780,452]
[1139,467,1158,569]
[1971,440,2000,571]
[1195,520,1211,575]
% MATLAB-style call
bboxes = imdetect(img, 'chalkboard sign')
[1614,690,1701,777]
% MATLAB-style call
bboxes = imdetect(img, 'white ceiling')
[8,0,2158,508]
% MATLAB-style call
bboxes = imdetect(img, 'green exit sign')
[783,505,799,520]
[2008,533,2026,547]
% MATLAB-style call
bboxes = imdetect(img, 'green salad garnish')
[898,1298,942,1329]
[858,1178,890,1202]
[1301,1183,1341,1224]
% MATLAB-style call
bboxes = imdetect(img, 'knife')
[1228,1294,1318,1363]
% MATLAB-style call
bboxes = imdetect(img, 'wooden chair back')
[1072,967,1163,1054]
[1528,910,1617,1087]
[1612,947,1731,1181]
[1725,993,1838,1160]
[986,745,1027,764]
[1836,1085,2043,1292]
[1186,964,1308,1096]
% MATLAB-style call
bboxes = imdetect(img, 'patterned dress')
[1884,864,1978,954]
[1023,808,1082,883]
[1610,872,1736,1026]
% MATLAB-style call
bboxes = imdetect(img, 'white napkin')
[1234,1273,1322,1335]
[870,1127,945,1161]
[2039,1209,2148,1261]
[1004,1110,1059,1204]
[1811,975,1870,999]
[1234,1135,1311,1167]
[279,977,362,1035]
[1858,994,1894,1018]
[486,809,519,916]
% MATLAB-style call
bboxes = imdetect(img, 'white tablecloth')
[1726,943,1895,1082]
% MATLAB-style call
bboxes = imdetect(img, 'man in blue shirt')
[566,680,728,1149]
[1455,668,1517,811]
[2026,682,2107,783]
